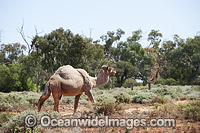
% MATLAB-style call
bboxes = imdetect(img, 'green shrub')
[45,97,54,105]
[192,86,200,91]
[2,109,60,132]
[128,90,137,96]
[0,93,23,105]
[41,110,60,118]
[0,112,13,124]
[188,97,197,100]
[94,94,122,115]
[165,78,177,85]
[61,96,74,104]
[154,78,166,85]
[26,78,37,91]
[151,102,181,118]
[168,89,178,99]
[133,86,148,90]
[179,100,200,121]
[132,91,156,103]
[113,92,131,103]
[2,109,39,131]
[151,96,168,104]
[0,102,12,111]
[152,88,178,99]
[123,78,136,88]
[154,78,176,85]
[25,93,40,106]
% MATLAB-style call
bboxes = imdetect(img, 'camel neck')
[91,70,109,88]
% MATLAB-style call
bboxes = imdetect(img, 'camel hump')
[54,65,73,74]
[76,69,92,91]
[53,65,80,79]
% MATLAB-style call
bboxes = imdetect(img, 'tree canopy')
[0,28,200,92]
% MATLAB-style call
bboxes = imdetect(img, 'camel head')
[101,65,116,76]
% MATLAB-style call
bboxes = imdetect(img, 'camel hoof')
[73,111,82,117]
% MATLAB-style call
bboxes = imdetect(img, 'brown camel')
[37,65,115,114]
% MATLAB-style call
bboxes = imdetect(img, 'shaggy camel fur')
[37,65,115,114]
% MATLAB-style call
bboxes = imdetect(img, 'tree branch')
[17,20,31,54]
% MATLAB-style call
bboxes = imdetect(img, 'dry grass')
[0,85,200,132]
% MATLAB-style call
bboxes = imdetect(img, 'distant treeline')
[0,28,200,92]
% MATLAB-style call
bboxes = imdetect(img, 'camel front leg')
[74,94,81,114]
[52,94,61,112]
[85,91,95,103]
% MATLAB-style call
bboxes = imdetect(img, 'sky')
[0,0,200,47]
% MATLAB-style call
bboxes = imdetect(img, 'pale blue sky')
[0,0,200,47]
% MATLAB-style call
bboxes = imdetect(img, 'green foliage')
[0,28,200,93]
[132,91,156,103]
[95,94,117,115]
[0,92,42,112]
[154,78,166,85]
[0,102,12,111]
[154,78,177,85]
[152,87,178,99]
[151,96,169,104]
[2,109,60,131]
[0,112,13,125]
[113,92,131,103]
[179,101,200,121]
[24,92,41,105]
[161,35,200,85]
[148,30,162,49]
[0,63,36,92]
[151,102,181,118]
[123,78,136,88]
[61,96,74,104]
[115,61,139,87]
[0,93,23,105]
[0,43,26,63]
[100,28,125,56]
[2,109,38,131]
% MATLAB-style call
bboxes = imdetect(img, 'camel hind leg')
[74,94,81,114]
[50,81,62,112]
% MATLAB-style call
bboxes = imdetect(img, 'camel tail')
[37,81,51,112]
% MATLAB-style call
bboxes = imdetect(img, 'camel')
[37,65,116,114]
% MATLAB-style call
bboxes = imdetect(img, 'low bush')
[179,100,200,121]
[151,102,182,118]
[61,96,74,104]
[0,102,12,111]
[151,88,178,99]
[0,112,13,125]
[25,93,41,106]
[154,78,177,85]
[0,93,23,105]
[2,109,39,131]
[154,78,166,85]
[133,86,148,90]
[95,95,116,115]
[123,78,136,88]
[113,92,131,103]
[2,109,60,132]
[151,96,169,104]
[94,93,123,115]
[132,91,156,103]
